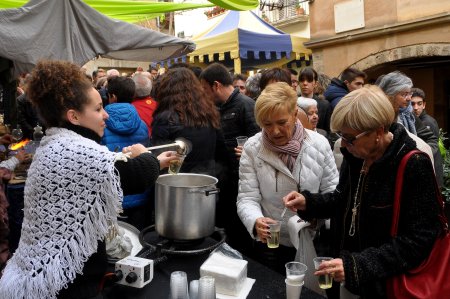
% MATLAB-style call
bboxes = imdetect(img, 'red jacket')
[132,96,158,136]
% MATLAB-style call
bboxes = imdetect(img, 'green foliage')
[440,129,450,203]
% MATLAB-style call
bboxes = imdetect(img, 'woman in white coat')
[237,82,338,274]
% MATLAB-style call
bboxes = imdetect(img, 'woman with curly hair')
[152,67,223,176]
[0,60,176,299]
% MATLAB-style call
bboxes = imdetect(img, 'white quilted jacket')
[237,129,339,246]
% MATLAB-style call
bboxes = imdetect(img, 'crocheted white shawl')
[0,128,123,299]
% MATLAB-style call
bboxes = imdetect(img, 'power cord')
[98,270,123,292]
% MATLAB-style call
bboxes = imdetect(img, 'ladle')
[123,137,192,158]
[146,137,192,155]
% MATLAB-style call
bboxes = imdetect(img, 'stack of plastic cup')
[198,276,216,299]
[189,280,199,299]
[285,262,307,299]
[170,271,190,299]
[285,279,304,299]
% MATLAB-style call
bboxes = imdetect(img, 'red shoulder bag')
[386,150,450,299]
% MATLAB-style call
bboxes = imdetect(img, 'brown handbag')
[386,150,450,299]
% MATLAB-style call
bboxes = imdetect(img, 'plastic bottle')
[33,124,44,141]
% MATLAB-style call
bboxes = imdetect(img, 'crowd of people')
[0,60,446,299]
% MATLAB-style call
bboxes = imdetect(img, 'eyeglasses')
[336,131,370,146]
[234,85,245,90]
[399,91,413,98]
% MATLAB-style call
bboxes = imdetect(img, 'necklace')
[349,161,366,236]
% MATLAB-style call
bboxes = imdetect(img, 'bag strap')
[391,150,448,237]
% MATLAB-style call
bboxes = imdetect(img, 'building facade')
[306,0,450,131]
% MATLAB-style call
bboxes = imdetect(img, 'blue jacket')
[324,78,348,108]
[102,103,149,152]
[102,103,150,209]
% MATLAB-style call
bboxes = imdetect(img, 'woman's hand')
[234,146,243,160]
[283,191,306,212]
[122,144,147,159]
[314,258,345,283]
[254,217,277,243]
[157,151,178,170]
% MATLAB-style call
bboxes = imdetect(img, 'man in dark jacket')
[411,87,439,138]
[200,63,260,255]
[200,63,260,160]
[324,67,366,109]
[16,74,41,139]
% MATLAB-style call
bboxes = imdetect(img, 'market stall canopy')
[0,0,259,23]
[0,0,197,75]
[159,10,312,73]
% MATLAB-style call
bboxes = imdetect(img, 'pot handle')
[205,188,220,196]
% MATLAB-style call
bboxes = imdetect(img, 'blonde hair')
[331,85,395,133]
[255,82,297,126]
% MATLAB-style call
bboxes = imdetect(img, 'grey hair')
[132,73,152,97]
[376,71,413,97]
[245,73,262,100]
[297,97,317,112]
[106,69,120,78]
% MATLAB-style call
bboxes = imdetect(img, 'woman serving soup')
[0,60,176,299]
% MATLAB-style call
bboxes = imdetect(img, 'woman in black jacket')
[283,85,442,298]
[151,67,223,176]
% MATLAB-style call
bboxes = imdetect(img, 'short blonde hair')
[255,82,297,126]
[331,85,395,133]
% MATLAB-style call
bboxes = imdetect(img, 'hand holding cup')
[236,136,248,147]
[254,217,277,244]
[234,136,248,160]
[158,151,180,170]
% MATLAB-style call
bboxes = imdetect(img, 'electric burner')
[138,225,226,259]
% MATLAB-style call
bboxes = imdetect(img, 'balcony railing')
[259,0,309,24]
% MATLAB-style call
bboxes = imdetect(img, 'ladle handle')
[145,143,178,151]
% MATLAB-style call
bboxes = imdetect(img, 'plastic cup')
[168,154,186,175]
[189,279,199,299]
[285,279,303,299]
[267,221,281,248]
[285,262,307,285]
[236,136,248,147]
[170,271,189,299]
[198,276,216,299]
[313,257,333,289]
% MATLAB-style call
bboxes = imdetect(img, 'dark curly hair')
[155,68,220,129]
[27,60,93,127]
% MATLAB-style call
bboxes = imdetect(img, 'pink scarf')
[262,120,305,172]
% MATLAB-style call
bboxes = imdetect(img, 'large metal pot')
[155,174,219,240]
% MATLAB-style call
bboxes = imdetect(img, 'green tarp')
[0,0,259,23]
